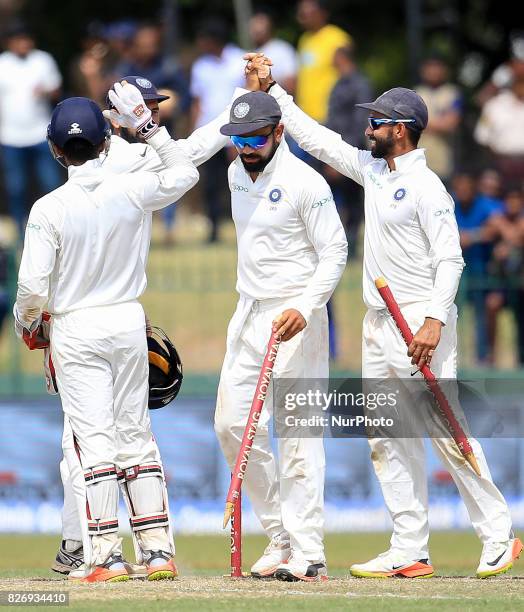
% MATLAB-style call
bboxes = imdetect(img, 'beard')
[240,140,279,173]
[370,131,395,158]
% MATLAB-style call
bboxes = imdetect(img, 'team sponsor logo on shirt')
[233,102,250,119]
[434,208,452,217]
[312,194,334,208]
[231,183,248,192]
[269,188,282,203]
[26,223,41,230]
[67,122,82,135]
[367,172,383,189]
[136,78,152,88]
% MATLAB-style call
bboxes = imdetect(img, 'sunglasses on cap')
[230,127,275,150]
[368,117,416,130]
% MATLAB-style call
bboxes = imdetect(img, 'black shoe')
[275,560,328,582]
[51,540,84,574]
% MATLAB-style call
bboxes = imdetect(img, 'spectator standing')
[415,55,462,184]
[116,22,190,242]
[0,23,62,236]
[190,19,244,242]
[477,168,505,214]
[452,173,498,364]
[476,34,524,107]
[474,73,524,184]
[295,0,351,123]
[71,24,130,107]
[115,23,189,115]
[324,45,372,251]
[249,11,297,93]
[486,188,524,365]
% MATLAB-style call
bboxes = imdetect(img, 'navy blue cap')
[220,91,282,136]
[356,87,428,132]
[106,76,169,109]
[47,97,108,148]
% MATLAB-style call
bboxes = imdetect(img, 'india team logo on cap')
[233,102,250,119]
[136,78,152,89]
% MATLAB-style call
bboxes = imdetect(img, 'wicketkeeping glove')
[104,81,159,139]
[14,309,51,350]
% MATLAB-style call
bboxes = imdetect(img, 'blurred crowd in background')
[0,0,524,367]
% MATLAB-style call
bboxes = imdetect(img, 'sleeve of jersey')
[15,201,59,327]
[290,177,348,324]
[418,189,465,324]
[177,87,246,167]
[270,83,367,186]
[126,127,200,211]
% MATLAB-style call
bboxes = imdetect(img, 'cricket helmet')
[147,327,183,409]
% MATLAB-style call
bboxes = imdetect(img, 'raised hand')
[103,81,159,139]
[244,52,274,92]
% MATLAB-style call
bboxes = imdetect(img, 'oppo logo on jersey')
[434,208,452,217]
[231,183,248,192]
[312,194,334,208]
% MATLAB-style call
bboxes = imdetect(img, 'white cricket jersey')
[229,139,347,322]
[15,127,198,324]
[271,84,464,324]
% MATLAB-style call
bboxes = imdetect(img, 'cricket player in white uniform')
[51,76,243,576]
[245,55,522,579]
[215,91,347,581]
[15,85,199,582]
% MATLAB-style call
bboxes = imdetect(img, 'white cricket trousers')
[363,301,513,558]
[215,296,328,562]
[51,301,164,567]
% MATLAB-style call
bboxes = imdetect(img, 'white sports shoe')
[68,554,129,582]
[476,538,523,578]
[350,549,434,578]
[67,559,147,580]
[250,534,291,578]
[275,554,328,582]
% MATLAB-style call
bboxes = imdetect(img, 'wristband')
[264,81,277,93]
[138,118,160,140]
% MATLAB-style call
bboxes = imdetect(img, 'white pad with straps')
[84,464,119,536]
[118,461,174,562]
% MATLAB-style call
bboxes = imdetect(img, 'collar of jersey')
[67,157,106,187]
[389,148,426,175]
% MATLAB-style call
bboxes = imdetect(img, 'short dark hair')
[406,128,421,147]
[62,137,102,164]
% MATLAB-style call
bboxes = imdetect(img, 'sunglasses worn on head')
[368,117,416,130]
[230,128,274,150]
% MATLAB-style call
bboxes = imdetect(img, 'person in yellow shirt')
[296,0,352,122]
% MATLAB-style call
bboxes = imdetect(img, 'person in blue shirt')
[452,172,499,363]
[486,187,524,364]
[477,168,505,214]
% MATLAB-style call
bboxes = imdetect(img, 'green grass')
[1,533,523,611]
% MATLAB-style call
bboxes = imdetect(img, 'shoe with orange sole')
[350,550,434,578]
[69,555,129,583]
[476,537,523,578]
[146,551,178,581]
